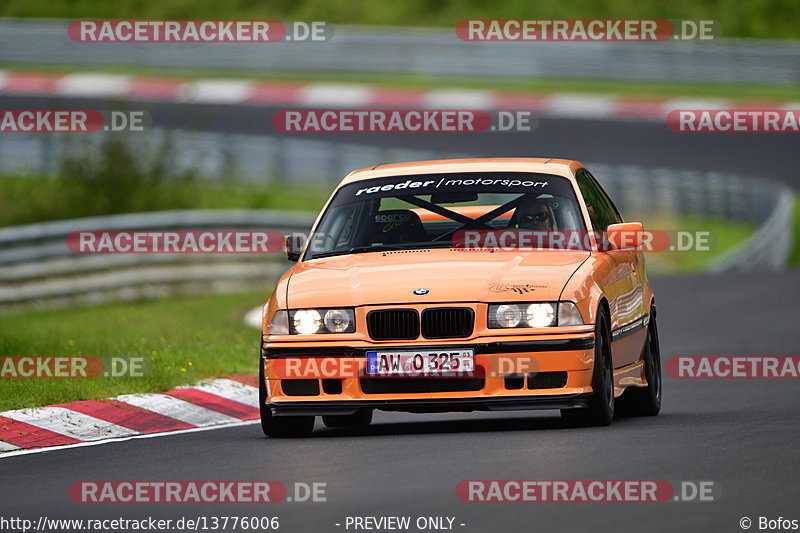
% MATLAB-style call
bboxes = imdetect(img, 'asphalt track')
[1,94,799,532]
[2,272,800,532]
[1,94,798,188]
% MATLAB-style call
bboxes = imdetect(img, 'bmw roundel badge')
[413,288,430,295]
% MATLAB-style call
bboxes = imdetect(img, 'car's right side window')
[575,169,622,230]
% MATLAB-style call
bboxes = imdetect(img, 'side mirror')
[283,233,306,262]
[605,222,645,250]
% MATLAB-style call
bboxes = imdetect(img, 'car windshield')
[304,172,587,260]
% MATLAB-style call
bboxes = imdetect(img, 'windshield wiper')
[348,245,409,254]
[310,244,407,259]
[310,243,451,259]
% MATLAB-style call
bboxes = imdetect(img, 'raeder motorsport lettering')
[335,172,573,206]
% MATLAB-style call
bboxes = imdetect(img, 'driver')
[513,196,555,231]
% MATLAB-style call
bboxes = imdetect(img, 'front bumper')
[262,334,596,416]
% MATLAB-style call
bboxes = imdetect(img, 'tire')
[561,305,614,426]
[259,356,315,438]
[322,408,373,428]
[618,307,662,416]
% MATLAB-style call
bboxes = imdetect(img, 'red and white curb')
[0,375,260,457]
[3,70,796,122]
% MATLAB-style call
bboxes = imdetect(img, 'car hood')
[286,249,590,308]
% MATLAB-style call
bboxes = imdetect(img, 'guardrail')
[0,210,316,310]
[0,20,799,85]
[708,187,795,272]
[584,163,794,273]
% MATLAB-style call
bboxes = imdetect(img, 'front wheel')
[259,357,315,437]
[561,305,614,426]
[618,307,662,416]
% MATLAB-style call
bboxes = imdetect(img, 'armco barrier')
[708,187,794,272]
[0,210,316,310]
[0,20,799,85]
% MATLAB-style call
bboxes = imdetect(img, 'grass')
[0,135,333,228]
[0,291,267,412]
[644,215,756,273]
[0,132,333,228]
[5,63,800,103]
[2,0,800,39]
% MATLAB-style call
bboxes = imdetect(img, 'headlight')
[488,302,583,328]
[293,309,322,334]
[526,303,556,327]
[492,304,523,328]
[323,309,352,333]
[276,308,356,335]
[489,304,525,328]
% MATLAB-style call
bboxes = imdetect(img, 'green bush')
[58,136,197,215]
[0,136,330,227]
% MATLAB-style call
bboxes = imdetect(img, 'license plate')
[365,349,475,376]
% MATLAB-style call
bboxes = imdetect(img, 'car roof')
[338,157,585,186]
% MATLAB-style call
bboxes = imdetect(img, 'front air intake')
[367,309,420,340]
[421,307,474,339]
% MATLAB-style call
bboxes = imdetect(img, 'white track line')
[0,420,259,460]
[115,393,240,426]
[180,379,259,407]
[545,94,617,118]
[1,406,138,441]
[299,83,374,107]
[423,89,493,109]
[183,80,254,103]
[57,73,132,97]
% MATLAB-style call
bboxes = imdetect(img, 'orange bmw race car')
[259,158,661,437]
